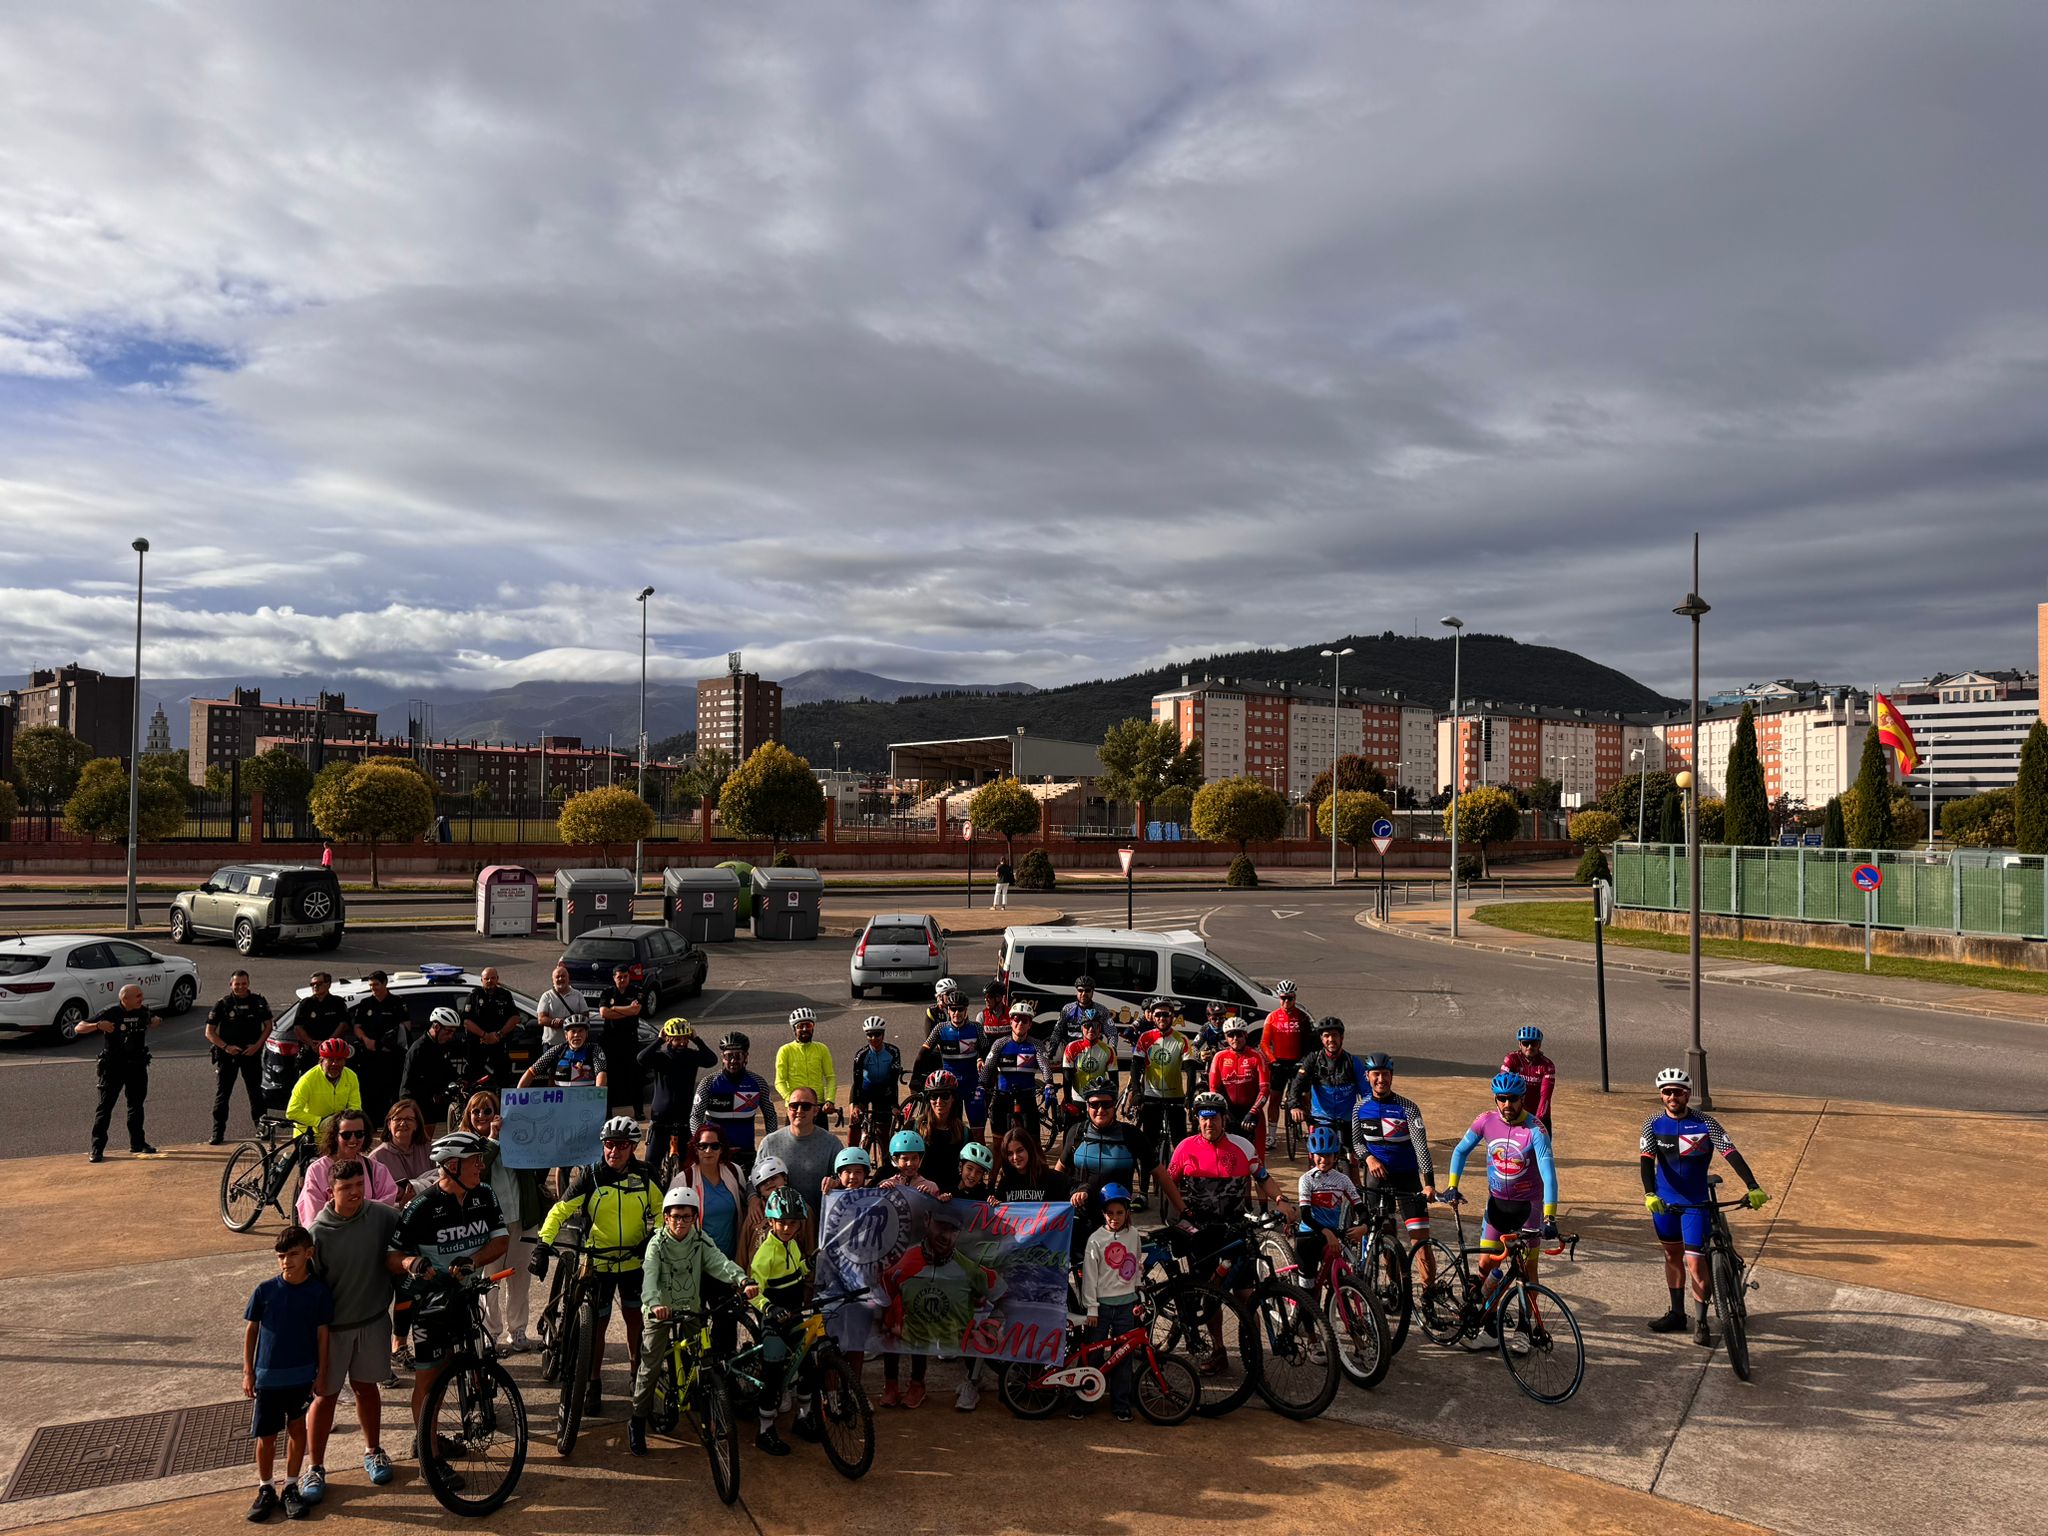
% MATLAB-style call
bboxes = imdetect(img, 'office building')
[1889,670,2040,804]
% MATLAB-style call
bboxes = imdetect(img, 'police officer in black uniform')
[291,970,351,1046]
[597,965,647,1118]
[204,968,272,1144]
[347,969,412,1126]
[462,965,522,1087]
[81,982,160,1162]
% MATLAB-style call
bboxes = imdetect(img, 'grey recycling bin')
[553,867,636,941]
[751,866,824,941]
[664,865,740,944]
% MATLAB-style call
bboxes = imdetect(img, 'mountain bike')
[1418,1198,1585,1405]
[1682,1174,1759,1381]
[219,1117,312,1232]
[722,1291,875,1479]
[647,1307,743,1504]
[530,1219,635,1457]
[999,1309,1200,1424]
[1253,1211,1392,1391]
[414,1268,530,1517]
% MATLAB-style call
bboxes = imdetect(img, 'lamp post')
[1549,752,1578,836]
[1441,617,1464,936]
[634,586,654,900]
[1631,746,1649,845]
[1320,646,1354,887]
[1673,535,1713,1106]
[125,538,148,931]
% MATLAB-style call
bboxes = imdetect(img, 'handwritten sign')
[499,1085,607,1169]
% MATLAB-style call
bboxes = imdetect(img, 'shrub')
[771,848,798,868]
[1014,849,1056,891]
[1224,854,1259,888]
[1575,846,1611,885]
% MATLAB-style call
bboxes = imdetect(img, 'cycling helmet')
[944,992,969,1010]
[1317,1016,1346,1036]
[935,977,960,997]
[718,1031,750,1053]
[834,1146,872,1172]
[663,1184,702,1213]
[601,1115,643,1144]
[1008,1001,1036,1021]
[1206,1002,1227,1019]
[750,1154,789,1186]
[1656,1067,1693,1092]
[861,1015,888,1034]
[1098,1182,1132,1206]
[788,1007,816,1028]
[1192,1090,1229,1116]
[317,1036,349,1061]
[763,1187,808,1222]
[1360,1051,1393,1072]
[890,1130,927,1158]
[983,979,1005,999]
[1142,995,1165,1012]
[1222,1016,1250,1036]
[924,1069,959,1094]
[563,1012,591,1032]
[1075,975,1096,991]
[1275,979,1297,998]
[1491,1072,1527,1099]
[1306,1125,1343,1158]
[430,1131,485,1164]
[1516,1025,1543,1045]
[428,1006,460,1031]
[660,1017,692,1040]
[960,1141,996,1172]
[1083,1083,1118,1105]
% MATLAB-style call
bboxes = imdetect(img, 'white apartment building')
[1654,688,1868,807]
[1891,670,2040,804]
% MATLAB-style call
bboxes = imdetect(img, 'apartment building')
[189,688,378,783]
[1151,674,1437,801]
[256,734,696,808]
[1434,704,1639,801]
[1652,687,1868,806]
[696,671,782,760]
[8,664,136,761]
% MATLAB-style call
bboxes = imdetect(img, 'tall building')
[696,669,782,760]
[1889,670,2040,804]
[9,664,136,760]
[145,703,171,755]
[1435,705,1638,802]
[1652,687,1868,807]
[0,693,15,781]
[257,733,695,808]
[1151,674,1436,801]
[188,688,378,783]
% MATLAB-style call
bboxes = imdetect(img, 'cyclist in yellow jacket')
[536,1117,660,1415]
[774,1008,838,1120]
[286,1038,363,1135]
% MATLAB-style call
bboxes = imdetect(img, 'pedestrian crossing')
[1058,906,1214,930]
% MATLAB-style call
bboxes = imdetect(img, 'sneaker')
[279,1485,308,1521]
[792,1411,822,1442]
[1647,1309,1689,1334]
[297,1467,325,1504]
[1113,1407,1133,1422]
[246,1484,280,1522]
[1694,1317,1714,1348]
[756,1429,792,1456]
[363,1448,393,1485]
[584,1381,603,1416]
[1067,1402,1092,1419]
[209,1132,226,1146]
[880,1383,901,1409]
[507,1332,531,1355]
[132,1142,160,1155]
[954,1377,981,1412]
[902,1381,926,1409]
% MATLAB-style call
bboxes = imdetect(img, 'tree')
[62,757,187,842]
[1443,785,1521,875]
[1658,790,1685,845]
[968,777,1040,856]
[1575,846,1611,884]
[1697,796,1726,845]
[2017,719,2048,855]
[241,747,315,815]
[1524,777,1563,817]
[1097,719,1203,811]
[1821,795,1847,850]
[0,777,15,839]
[1723,704,1770,846]
[1191,776,1288,855]
[1303,755,1387,811]
[312,761,436,889]
[557,785,657,867]
[718,743,826,854]
[1941,787,2016,849]
[137,750,200,807]
[1153,785,1194,824]
[1316,790,1392,876]
[1598,769,1677,828]
[11,726,93,814]
[682,747,736,807]
[1568,810,1623,849]
[203,763,232,799]
[1845,728,1895,851]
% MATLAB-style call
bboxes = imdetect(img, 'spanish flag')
[1874,692,1919,778]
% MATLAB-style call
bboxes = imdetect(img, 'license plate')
[881,971,912,981]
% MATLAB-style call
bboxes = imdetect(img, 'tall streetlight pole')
[634,586,655,901]
[1631,746,1649,845]
[1319,646,1354,886]
[125,538,148,931]
[1673,535,1713,1106]
[1441,617,1464,936]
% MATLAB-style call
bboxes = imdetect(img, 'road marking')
[1270,909,1305,920]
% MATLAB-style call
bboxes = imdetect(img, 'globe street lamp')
[1441,617,1464,936]
[634,586,655,900]
[1319,647,1354,887]
[1673,534,1712,1106]
[125,538,148,931]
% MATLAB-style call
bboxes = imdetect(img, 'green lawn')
[1472,901,2048,998]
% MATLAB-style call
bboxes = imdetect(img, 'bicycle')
[646,1307,743,1504]
[219,1117,313,1232]
[1680,1174,1759,1381]
[1253,1211,1392,1392]
[413,1267,530,1517]
[997,1308,1200,1424]
[1353,1184,1422,1354]
[721,1290,875,1479]
[847,1099,899,1166]
[1418,1198,1585,1405]
[530,1220,641,1457]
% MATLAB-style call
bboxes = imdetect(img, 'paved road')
[3,888,2037,1160]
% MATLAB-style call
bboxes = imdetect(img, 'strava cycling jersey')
[1259,1005,1311,1064]
[392,1183,506,1276]
[1167,1132,1265,1223]
[1352,1092,1434,1182]
[1296,1166,1361,1233]
[1448,1111,1558,1210]
[1286,1049,1371,1125]
[1638,1112,1758,1205]
[1135,1028,1195,1099]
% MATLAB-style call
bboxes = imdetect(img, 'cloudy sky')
[2,1,2044,701]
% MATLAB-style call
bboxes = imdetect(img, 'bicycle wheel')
[1713,1248,1751,1382]
[650,1354,681,1435]
[1328,1278,1392,1391]
[536,1270,570,1385]
[1418,1245,1471,1347]
[1250,1278,1340,1420]
[694,1371,741,1504]
[1498,1282,1584,1405]
[219,1143,269,1232]
[1134,1351,1199,1425]
[1282,1112,1300,1162]
[420,1357,529,1516]
[1256,1226,1295,1284]
[554,1299,595,1456]
[997,1360,1065,1419]
[1157,1279,1260,1417]
[1359,1233,1412,1354]
[811,1343,875,1480]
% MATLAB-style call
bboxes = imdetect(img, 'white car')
[0,933,201,1041]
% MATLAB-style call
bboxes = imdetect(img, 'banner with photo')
[817,1187,1072,1365]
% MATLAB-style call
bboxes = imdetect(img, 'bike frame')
[1023,1318,1177,1399]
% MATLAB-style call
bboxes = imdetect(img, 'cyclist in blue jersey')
[915,992,987,1131]
[848,1017,904,1154]
[981,1003,1051,1140]
[1283,1018,1372,1169]
[688,1032,777,1173]
[1049,976,1113,1056]
[1352,1052,1438,1288]
[1640,1068,1769,1346]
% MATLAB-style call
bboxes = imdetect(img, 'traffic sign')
[1371,818,1395,840]
[1117,847,1135,876]
[1372,836,1393,856]
[1852,863,1883,892]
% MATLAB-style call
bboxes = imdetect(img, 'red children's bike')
[997,1311,1201,1424]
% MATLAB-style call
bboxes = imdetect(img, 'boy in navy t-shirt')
[243,1225,333,1521]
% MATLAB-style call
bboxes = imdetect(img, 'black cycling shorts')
[589,1268,645,1322]
[1364,1167,1430,1232]
[1481,1196,1542,1248]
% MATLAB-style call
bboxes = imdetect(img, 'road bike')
[999,1307,1200,1423]
[722,1291,875,1479]
[219,1117,312,1232]
[413,1268,530,1517]
[1419,1198,1585,1405]
[1253,1211,1392,1391]
[1354,1183,1424,1353]
[646,1307,744,1504]
[1680,1174,1759,1381]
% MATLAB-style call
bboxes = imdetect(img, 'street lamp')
[125,538,148,931]
[1319,647,1354,887]
[834,740,842,775]
[1549,752,1578,838]
[1441,617,1464,936]
[634,586,654,899]
[1673,534,1713,1106]
[1630,746,1649,845]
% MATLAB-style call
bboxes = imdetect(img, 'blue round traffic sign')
[1372,818,1395,840]
[1852,863,1882,892]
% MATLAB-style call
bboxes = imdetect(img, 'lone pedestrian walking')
[993,857,1014,910]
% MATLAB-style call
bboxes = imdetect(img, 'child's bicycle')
[720,1290,876,1480]
[646,1308,743,1504]
[1418,1195,1585,1405]
[997,1306,1200,1424]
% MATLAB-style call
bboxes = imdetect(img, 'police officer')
[81,982,160,1162]
[347,970,411,1127]
[597,965,647,1118]
[462,966,522,1087]
[291,971,351,1046]
[204,968,272,1145]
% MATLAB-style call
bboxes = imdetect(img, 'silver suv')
[169,863,347,955]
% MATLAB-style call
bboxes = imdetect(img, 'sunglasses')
[790,1102,818,1112]
[1196,1110,1224,1120]
[602,1138,636,1149]
[696,1141,723,1151]
[337,1129,368,1141]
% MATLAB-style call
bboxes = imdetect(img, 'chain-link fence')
[1612,842,2048,939]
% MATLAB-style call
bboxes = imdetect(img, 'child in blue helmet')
[1294,1124,1363,1280]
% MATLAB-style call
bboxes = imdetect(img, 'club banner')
[817,1187,1072,1365]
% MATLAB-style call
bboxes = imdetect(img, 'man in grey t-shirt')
[535,964,587,1051]
[310,1161,405,1488]
[755,1090,843,1216]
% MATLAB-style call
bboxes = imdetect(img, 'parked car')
[169,863,346,955]
[0,934,200,1041]
[850,913,948,999]
[558,924,708,1013]
[998,925,1279,1044]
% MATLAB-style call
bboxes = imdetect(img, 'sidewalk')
[1365,901,2048,1027]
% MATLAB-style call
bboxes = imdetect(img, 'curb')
[1358,910,2048,1026]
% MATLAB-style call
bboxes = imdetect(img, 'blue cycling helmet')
[889,1130,927,1158]
[1306,1125,1343,1158]
[1360,1051,1393,1072]
[834,1146,872,1172]
[1516,1026,1543,1045]
[1098,1182,1133,1206]
[1491,1071,1527,1099]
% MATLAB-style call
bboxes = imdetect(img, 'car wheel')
[54,998,89,1041]
[313,930,342,952]
[850,983,863,1000]
[234,918,260,956]
[642,981,662,1015]
[688,963,706,999]
[168,909,192,944]
[168,976,198,1016]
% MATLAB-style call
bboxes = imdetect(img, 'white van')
[999,925,1280,1042]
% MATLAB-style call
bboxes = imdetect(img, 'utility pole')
[1441,617,1464,936]
[1320,647,1354,886]
[125,539,148,931]
[635,586,654,903]
[1673,536,1713,1106]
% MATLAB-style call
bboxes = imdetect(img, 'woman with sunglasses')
[911,1070,970,1194]
[296,1109,399,1225]
[668,1124,752,1357]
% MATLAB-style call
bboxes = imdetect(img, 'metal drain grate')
[3,1401,250,1502]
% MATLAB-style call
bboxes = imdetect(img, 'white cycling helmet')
[935,977,960,997]
[750,1154,789,1186]
[1008,1001,1036,1020]
[862,1016,888,1035]
[788,1006,816,1027]
[1275,979,1297,998]
[430,1130,485,1164]
[1655,1068,1693,1092]
[662,1185,702,1213]
[600,1115,643,1144]
[429,1005,461,1031]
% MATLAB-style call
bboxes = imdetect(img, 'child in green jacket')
[628,1184,754,1455]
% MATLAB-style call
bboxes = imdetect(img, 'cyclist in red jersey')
[1259,980,1310,1137]
[1208,1018,1270,1162]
